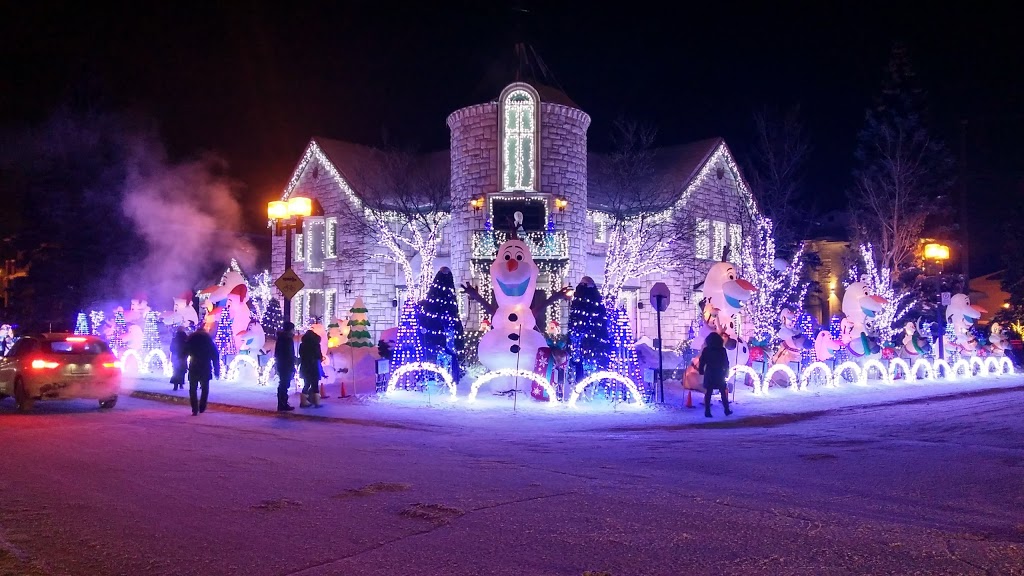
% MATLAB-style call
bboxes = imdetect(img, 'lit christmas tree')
[89,310,104,336]
[606,304,642,400]
[417,267,465,361]
[567,280,611,378]
[74,312,89,335]
[143,311,161,351]
[344,297,374,348]
[261,298,284,335]
[846,243,917,343]
[110,309,127,351]
[392,299,425,390]
[214,303,236,357]
[740,215,809,342]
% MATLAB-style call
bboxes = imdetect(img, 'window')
[325,218,338,259]
[728,224,743,264]
[45,340,110,355]
[6,338,37,358]
[294,233,304,262]
[713,220,727,261]
[695,218,710,259]
[502,89,537,191]
[305,219,325,272]
[594,219,607,244]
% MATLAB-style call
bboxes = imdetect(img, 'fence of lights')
[119,353,1014,406]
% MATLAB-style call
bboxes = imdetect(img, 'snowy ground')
[1,375,1023,575]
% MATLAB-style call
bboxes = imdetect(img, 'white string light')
[567,370,645,408]
[467,368,556,403]
[846,244,917,343]
[386,362,457,399]
[741,215,809,342]
[502,90,536,191]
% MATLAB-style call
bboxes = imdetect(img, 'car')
[0,333,121,412]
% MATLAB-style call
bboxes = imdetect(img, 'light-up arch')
[762,364,797,393]
[727,365,761,395]
[468,369,555,403]
[969,357,985,376]
[832,361,862,387]
[119,349,142,374]
[933,359,954,381]
[887,358,911,383]
[952,359,971,379]
[1000,357,1014,375]
[567,371,645,408]
[500,84,538,191]
[910,358,933,381]
[860,359,888,386]
[226,355,260,381]
[386,362,456,399]
[799,362,833,391]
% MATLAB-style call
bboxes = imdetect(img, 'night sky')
[3,1,1022,274]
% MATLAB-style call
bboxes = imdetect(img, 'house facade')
[272,81,760,347]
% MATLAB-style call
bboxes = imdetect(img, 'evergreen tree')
[392,299,425,389]
[418,268,465,358]
[995,198,1024,336]
[567,280,611,377]
[261,298,284,334]
[344,297,374,348]
[89,310,104,336]
[142,311,161,351]
[214,303,236,356]
[607,304,642,399]
[110,309,127,351]
[74,312,89,335]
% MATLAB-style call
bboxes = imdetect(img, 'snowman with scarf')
[477,238,549,393]
[840,276,887,360]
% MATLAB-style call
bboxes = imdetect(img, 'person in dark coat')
[274,322,297,412]
[185,328,219,416]
[298,330,323,408]
[169,329,188,391]
[698,332,732,418]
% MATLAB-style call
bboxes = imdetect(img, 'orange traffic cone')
[339,380,348,398]
[685,389,694,408]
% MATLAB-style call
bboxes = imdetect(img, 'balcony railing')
[471,230,569,260]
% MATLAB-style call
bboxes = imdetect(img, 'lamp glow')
[924,243,950,261]
[287,196,312,218]
[267,201,288,220]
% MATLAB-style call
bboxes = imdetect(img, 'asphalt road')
[1,390,1023,576]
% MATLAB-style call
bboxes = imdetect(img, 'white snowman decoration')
[478,239,549,375]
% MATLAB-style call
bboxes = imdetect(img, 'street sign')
[941,292,951,306]
[275,268,305,300]
[650,283,671,311]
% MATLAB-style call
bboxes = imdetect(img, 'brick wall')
[539,103,591,286]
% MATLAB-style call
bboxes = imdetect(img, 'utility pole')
[959,119,970,291]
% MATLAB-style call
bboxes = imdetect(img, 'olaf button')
[508,333,519,341]
[510,345,521,354]
[507,313,518,322]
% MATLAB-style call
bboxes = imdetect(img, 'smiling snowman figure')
[478,239,549,374]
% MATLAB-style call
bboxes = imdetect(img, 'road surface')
[2,389,1023,575]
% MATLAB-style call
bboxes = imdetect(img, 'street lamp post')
[925,243,951,360]
[267,197,312,322]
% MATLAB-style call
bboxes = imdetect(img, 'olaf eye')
[516,254,523,261]
[728,274,735,280]
[504,254,511,261]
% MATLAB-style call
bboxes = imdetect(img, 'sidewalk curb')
[601,382,1024,432]
[128,391,423,430]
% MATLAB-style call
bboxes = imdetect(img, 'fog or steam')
[121,140,256,304]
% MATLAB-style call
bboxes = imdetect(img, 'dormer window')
[501,86,538,191]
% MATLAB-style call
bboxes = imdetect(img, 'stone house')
[272,81,761,347]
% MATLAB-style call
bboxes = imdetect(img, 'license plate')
[70,365,91,375]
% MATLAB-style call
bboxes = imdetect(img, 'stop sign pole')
[650,283,671,403]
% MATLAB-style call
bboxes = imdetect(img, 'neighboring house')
[970,270,1009,324]
[272,80,760,347]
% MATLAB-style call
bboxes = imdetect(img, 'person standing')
[169,329,188,391]
[298,330,323,408]
[698,332,732,418]
[274,322,297,412]
[185,328,219,416]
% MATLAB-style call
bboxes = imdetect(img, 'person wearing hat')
[274,321,297,411]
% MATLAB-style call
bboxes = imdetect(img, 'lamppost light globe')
[287,196,313,218]
[267,201,288,220]
[924,243,950,261]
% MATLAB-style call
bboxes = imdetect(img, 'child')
[698,332,732,417]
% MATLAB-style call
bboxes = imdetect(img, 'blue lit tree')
[110,309,127,351]
[214,303,236,358]
[143,311,161,351]
[392,299,425,390]
[89,310,105,337]
[567,280,611,379]
[74,312,89,335]
[417,268,464,380]
[606,304,642,401]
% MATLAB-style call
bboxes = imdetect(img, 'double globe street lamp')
[267,196,312,321]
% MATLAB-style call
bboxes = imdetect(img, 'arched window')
[501,87,537,191]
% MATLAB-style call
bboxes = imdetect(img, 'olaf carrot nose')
[736,279,757,292]
[506,259,519,272]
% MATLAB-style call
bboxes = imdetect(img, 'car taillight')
[66,336,87,343]
[31,359,60,369]
[102,361,121,369]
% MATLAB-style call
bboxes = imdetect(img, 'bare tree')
[851,46,954,275]
[746,105,812,249]
[591,119,685,304]
[342,146,451,301]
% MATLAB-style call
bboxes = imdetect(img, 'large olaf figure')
[840,276,887,358]
[944,293,985,355]
[701,262,757,340]
[478,239,549,372]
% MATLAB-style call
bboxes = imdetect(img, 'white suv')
[0,334,121,412]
